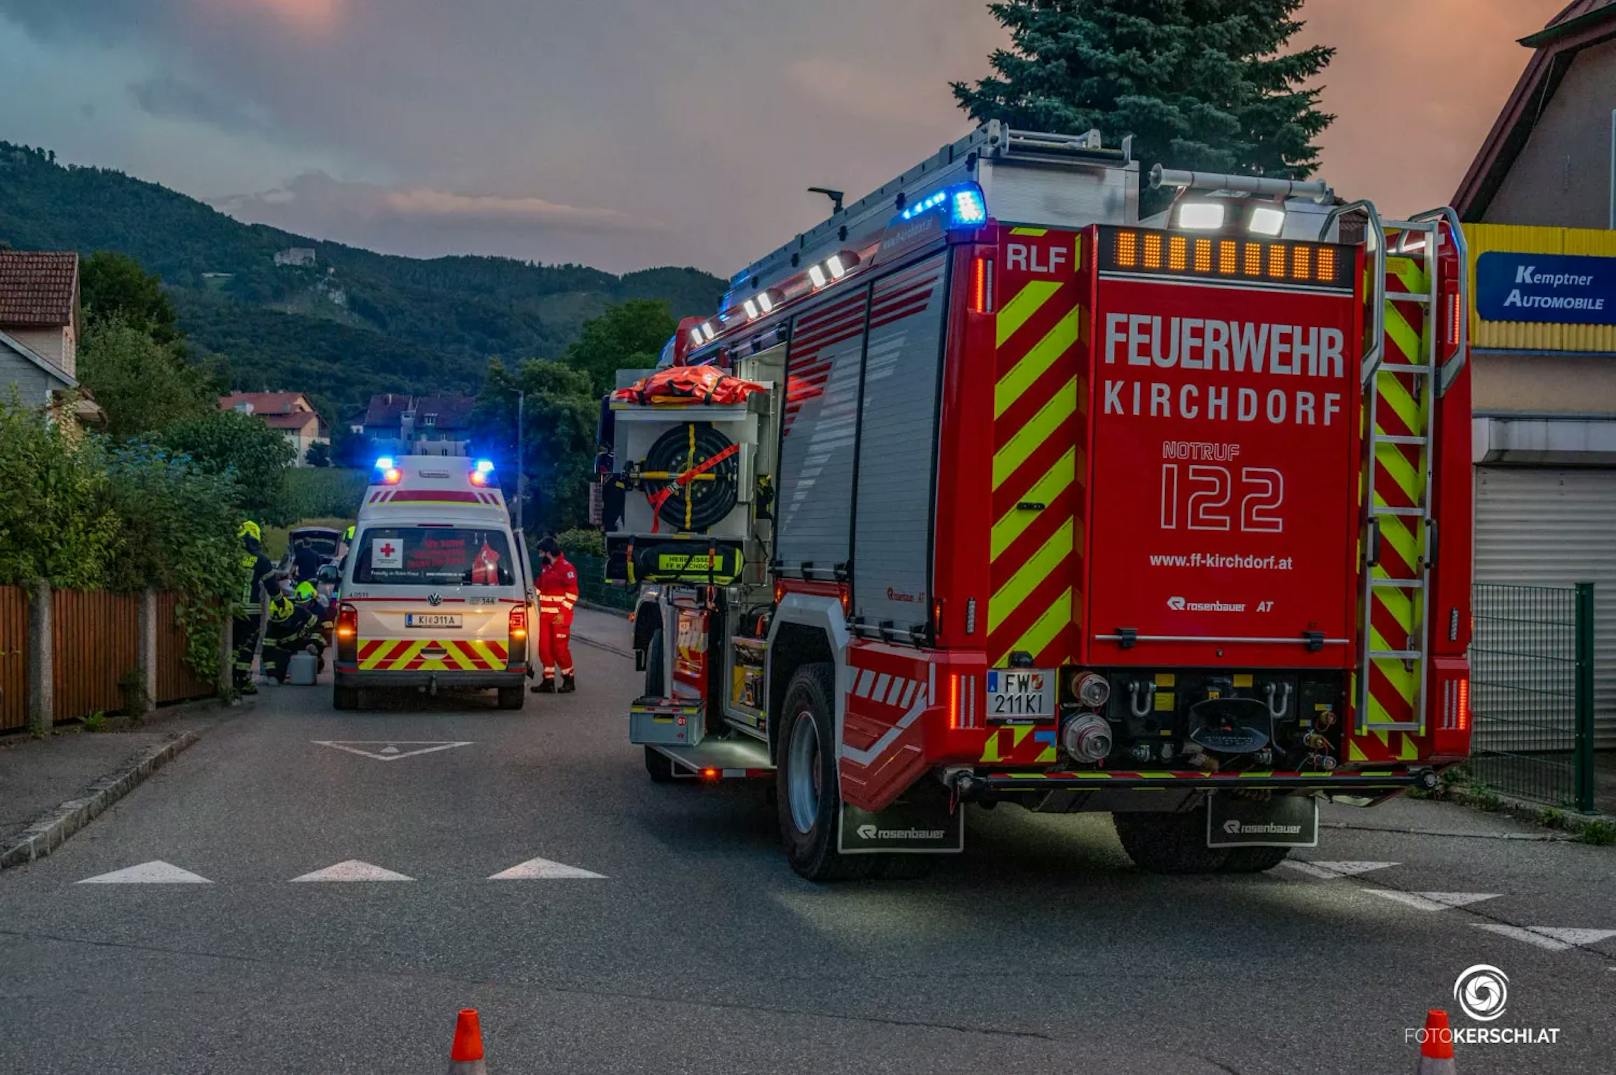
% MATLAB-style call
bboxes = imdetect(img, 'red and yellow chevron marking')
[987,229,1085,668]
[978,723,1059,765]
[357,638,509,671]
[1351,252,1432,761]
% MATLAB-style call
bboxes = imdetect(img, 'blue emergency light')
[897,182,988,229]
[475,459,495,474]
[374,456,395,470]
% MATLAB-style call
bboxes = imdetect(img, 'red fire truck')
[604,122,1472,880]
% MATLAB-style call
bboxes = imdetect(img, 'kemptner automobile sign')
[1476,251,1616,326]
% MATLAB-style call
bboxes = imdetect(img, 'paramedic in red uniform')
[531,536,578,693]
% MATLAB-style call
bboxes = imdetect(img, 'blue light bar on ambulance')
[475,459,495,474]
[374,456,395,470]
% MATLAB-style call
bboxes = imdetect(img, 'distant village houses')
[273,247,317,268]
[219,391,329,466]
[361,392,477,458]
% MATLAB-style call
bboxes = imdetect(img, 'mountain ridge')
[0,141,724,413]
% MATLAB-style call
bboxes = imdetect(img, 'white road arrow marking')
[77,861,211,884]
[1475,925,1616,951]
[313,741,472,762]
[488,857,606,880]
[1363,890,1499,911]
[1281,860,1398,880]
[290,860,414,882]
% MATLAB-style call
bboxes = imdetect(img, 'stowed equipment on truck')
[601,121,1474,880]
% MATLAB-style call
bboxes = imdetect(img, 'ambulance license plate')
[405,613,462,629]
[987,669,1055,722]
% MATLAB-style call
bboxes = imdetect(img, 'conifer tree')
[953,1,1334,181]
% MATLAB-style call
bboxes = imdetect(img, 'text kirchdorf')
[1102,313,1345,426]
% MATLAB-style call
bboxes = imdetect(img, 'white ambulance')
[333,456,533,710]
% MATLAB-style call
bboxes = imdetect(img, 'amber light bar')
[1102,226,1350,288]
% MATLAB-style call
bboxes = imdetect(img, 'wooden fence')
[52,589,142,722]
[0,586,27,733]
[155,592,215,704]
[1,585,218,733]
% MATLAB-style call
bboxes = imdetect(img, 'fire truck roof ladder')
[1350,206,1469,737]
[726,121,1137,303]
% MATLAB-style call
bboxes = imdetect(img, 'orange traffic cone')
[1417,1009,1456,1074]
[448,1008,488,1074]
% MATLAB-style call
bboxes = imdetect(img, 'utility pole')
[514,388,526,538]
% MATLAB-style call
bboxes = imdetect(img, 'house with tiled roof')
[360,391,478,457]
[0,250,81,408]
[219,391,330,466]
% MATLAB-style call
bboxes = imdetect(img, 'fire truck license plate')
[405,613,462,629]
[987,669,1055,722]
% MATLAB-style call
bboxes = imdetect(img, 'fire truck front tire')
[776,662,866,882]
[1112,804,1230,875]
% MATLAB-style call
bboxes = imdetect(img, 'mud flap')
[1205,793,1319,849]
[838,793,964,855]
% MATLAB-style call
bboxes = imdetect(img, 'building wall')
[1483,39,1616,229]
[1464,222,1616,416]
[7,327,71,377]
[0,347,64,407]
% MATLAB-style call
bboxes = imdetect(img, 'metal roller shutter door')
[1474,466,1616,747]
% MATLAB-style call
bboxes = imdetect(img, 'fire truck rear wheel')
[332,685,358,711]
[776,662,867,882]
[645,629,665,696]
[1218,845,1292,873]
[496,685,525,710]
[1111,804,1230,874]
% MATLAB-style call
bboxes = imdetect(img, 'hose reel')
[639,422,740,533]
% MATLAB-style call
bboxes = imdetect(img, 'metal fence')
[569,553,637,612]
[1469,582,1596,812]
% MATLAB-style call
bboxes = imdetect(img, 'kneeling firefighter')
[261,588,322,683]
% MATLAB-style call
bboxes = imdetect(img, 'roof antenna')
[808,186,845,213]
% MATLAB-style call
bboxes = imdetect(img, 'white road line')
[487,856,606,880]
[1475,925,1616,952]
[313,741,473,762]
[290,860,414,882]
[1279,860,1398,880]
[77,861,211,884]
[1362,890,1500,911]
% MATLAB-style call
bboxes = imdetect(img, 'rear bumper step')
[958,769,1433,797]
[649,737,774,780]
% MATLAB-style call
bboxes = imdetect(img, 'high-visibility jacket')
[239,550,274,615]
[538,554,579,621]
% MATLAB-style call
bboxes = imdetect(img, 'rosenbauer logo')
[1167,595,1247,613]
[855,823,945,841]
[1222,819,1302,836]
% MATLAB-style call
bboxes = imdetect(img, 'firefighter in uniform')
[530,536,579,693]
[233,521,275,694]
[260,590,322,683]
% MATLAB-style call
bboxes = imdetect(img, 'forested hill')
[0,142,724,411]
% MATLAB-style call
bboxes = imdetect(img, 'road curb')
[0,730,202,869]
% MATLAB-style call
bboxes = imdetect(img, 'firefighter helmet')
[238,520,263,542]
[294,581,317,603]
[343,524,355,541]
[268,595,294,622]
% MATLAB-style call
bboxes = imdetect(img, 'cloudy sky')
[0,0,1567,276]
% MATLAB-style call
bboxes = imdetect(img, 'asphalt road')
[2,609,1614,1074]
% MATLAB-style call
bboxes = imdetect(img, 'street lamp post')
[513,388,526,539]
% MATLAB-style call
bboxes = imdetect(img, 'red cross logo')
[380,543,396,557]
